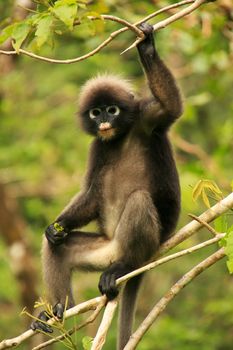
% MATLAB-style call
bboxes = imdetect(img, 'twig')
[160,192,233,255]
[188,214,219,236]
[116,233,224,286]
[91,299,118,350]
[0,0,196,64]
[32,297,106,350]
[124,248,226,350]
[122,0,207,54]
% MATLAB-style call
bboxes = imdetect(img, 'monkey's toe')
[98,271,119,300]
[53,302,64,320]
[31,310,53,333]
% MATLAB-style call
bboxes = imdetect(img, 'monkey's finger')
[31,320,53,333]
[138,22,154,36]
[53,303,64,320]
[106,274,119,300]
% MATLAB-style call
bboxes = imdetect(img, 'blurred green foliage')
[0,0,233,349]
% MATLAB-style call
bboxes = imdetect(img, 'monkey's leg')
[31,232,120,333]
[42,232,120,304]
[118,274,143,350]
[98,190,160,349]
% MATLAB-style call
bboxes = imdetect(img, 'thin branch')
[160,192,233,256]
[188,214,219,236]
[116,233,224,286]
[122,0,207,54]
[124,248,226,350]
[0,0,196,64]
[91,299,118,350]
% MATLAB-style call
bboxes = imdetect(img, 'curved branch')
[0,0,196,64]
[124,248,225,350]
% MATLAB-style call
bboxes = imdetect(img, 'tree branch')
[124,248,225,350]
[1,193,232,350]
[91,299,118,350]
[0,0,203,64]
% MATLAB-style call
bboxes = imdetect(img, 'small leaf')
[214,215,228,233]
[12,22,31,52]
[202,189,210,208]
[82,336,93,350]
[192,180,203,202]
[224,231,233,273]
[54,222,64,232]
[51,0,78,30]
[0,24,16,45]
[35,15,53,48]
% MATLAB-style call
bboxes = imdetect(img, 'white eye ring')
[89,108,101,119]
[106,105,120,116]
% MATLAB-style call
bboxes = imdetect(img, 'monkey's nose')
[99,122,112,131]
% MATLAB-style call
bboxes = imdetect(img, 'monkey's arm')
[46,189,99,245]
[137,23,183,130]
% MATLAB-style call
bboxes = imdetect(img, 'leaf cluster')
[0,0,104,52]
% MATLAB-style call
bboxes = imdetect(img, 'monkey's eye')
[106,105,120,116]
[89,108,101,119]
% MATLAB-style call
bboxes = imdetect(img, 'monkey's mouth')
[98,123,116,140]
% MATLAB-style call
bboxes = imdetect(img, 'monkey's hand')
[137,23,156,63]
[31,303,64,333]
[45,222,69,245]
[98,262,131,300]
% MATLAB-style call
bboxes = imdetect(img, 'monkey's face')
[78,75,137,141]
[87,104,129,141]
[81,98,136,141]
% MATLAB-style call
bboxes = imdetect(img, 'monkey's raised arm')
[137,23,183,131]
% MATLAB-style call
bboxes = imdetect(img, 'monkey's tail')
[117,274,144,350]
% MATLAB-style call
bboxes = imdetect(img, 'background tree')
[0,0,232,349]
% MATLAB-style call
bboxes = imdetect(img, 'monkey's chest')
[102,142,149,237]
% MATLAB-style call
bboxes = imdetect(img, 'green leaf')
[224,231,233,273]
[35,15,53,48]
[51,0,78,31]
[214,215,228,233]
[54,222,64,232]
[0,24,16,45]
[12,22,31,52]
[82,336,93,350]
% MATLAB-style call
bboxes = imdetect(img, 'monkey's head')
[78,75,137,141]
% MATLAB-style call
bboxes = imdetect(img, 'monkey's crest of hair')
[78,74,135,115]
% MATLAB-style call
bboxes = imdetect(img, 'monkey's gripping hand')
[31,303,64,333]
[136,23,157,66]
[45,221,69,245]
[98,262,131,300]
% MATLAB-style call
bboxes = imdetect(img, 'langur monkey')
[32,23,183,349]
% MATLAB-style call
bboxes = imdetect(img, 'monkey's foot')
[31,303,64,333]
[98,262,131,300]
